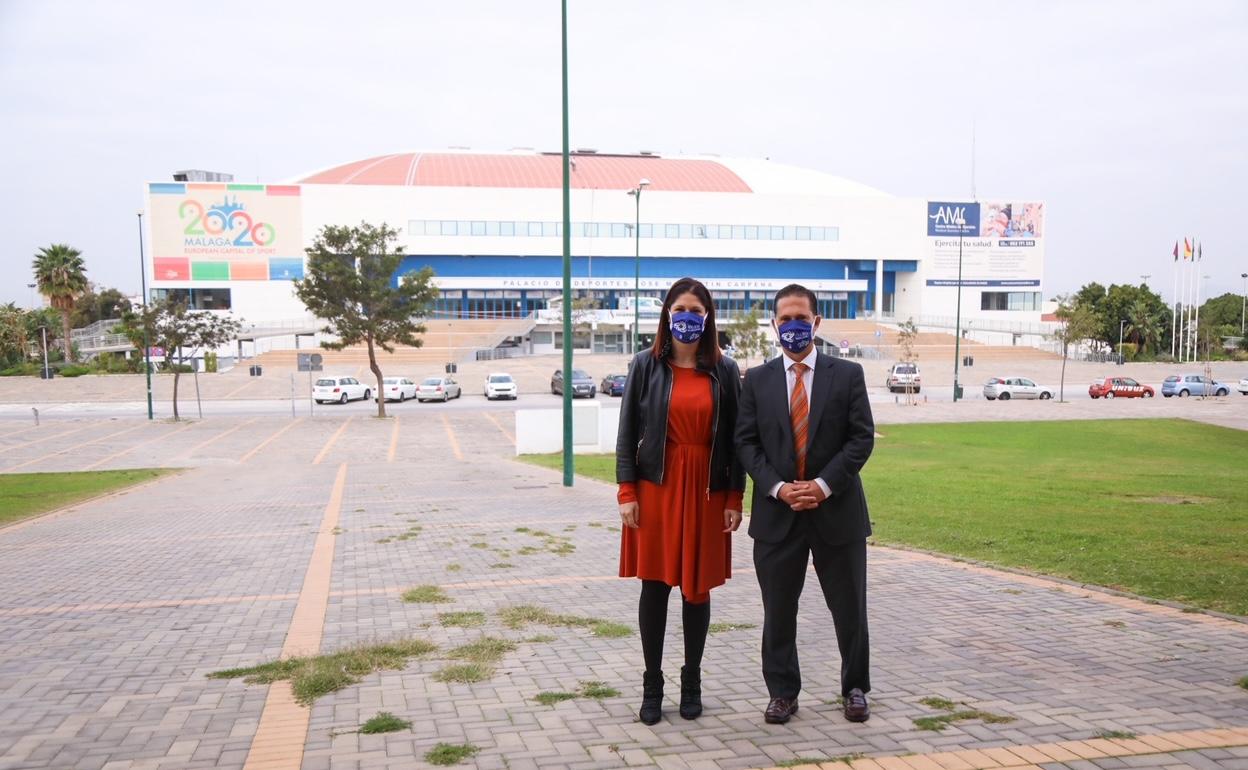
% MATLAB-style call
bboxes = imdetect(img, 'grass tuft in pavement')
[360,712,411,734]
[533,691,577,706]
[1237,675,1248,690]
[1095,729,1138,740]
[438,612,485,628]
[207,638,436,705]
[499,605,633,637]
[777,759,831,768]
[433,664,493,684]
[490,562,515,569]
[425,743,479,766]
[708,622,758,633]
[524,634,557,643]
[401,585,452,604]
[913,696,1015,732]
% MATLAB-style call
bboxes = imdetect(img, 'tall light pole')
[1240,272,1246,335]
[137,210,154,420]
[952,207,966,402]
[1119,319,1127,362]
[27,283,37,309]
[559,0,573,486]
[39,326,49,379]
[626,178,650,354]
[1140,274,1151,286]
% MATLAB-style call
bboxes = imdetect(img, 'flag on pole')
[1184,238,1192,259]
[1173,241,1179,261]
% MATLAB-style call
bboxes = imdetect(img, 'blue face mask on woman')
[777,319,813,353]
[670,311,705,344]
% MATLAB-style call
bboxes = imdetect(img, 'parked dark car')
[600,373,626,397]
[551,368,596,398]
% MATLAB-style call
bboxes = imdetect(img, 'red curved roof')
[297,152,752,193]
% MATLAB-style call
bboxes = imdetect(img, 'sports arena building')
[143,149,1046,355]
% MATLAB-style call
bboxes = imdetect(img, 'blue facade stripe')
[149,183,186,195]
[398,255,861,281]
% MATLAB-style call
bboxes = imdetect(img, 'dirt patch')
[1139,495,1214,505]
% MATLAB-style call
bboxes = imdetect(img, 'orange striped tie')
[790,362,809,480]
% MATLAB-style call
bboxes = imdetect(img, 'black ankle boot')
[639,669,664,725]
[679,665,702,719]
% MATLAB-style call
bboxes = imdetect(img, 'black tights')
[638,580,710,673]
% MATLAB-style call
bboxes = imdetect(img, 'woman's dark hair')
[650,277,721,365]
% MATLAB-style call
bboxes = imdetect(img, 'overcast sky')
[2,0,1245,308]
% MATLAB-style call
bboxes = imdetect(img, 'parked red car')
[1088,377,1154,399]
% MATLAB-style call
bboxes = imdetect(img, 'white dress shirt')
[769,347,833,500]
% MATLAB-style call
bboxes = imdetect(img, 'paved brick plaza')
[0,410,1246,770]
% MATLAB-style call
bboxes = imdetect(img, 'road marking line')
[311,417,352,465]
[0,424,42,440]
[483,411,515,445]
[221,379,257,399]
[387,416,400,463]
[6,423,147,471]
[0,423,95,455]
[440,413,463,460]
[239,418,304,463]
[242,462,346,770]
[83,422,193,470]
[177,417,259,458]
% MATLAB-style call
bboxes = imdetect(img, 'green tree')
[1197,293,1244,329]
[70,285,132,329]
[0,304,29,367]
[1051,294,1101,403]
[32,244,89,362]
[294,222,438,418]
[896,318,920,403]
[23,307,64,362]
[722,302,769,369]
[117,299,241,420]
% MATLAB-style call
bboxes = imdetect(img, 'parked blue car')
[600,373,626,397]
[1161,374,1230,397]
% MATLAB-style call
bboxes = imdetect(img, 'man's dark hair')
[773,283,818,315]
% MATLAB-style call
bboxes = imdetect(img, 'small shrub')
[58,365,92,378]
[402,585,452,604]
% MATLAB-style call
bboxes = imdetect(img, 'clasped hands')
[619,502,742,533]
[777,480,827,511]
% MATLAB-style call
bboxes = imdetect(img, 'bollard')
[31,407,39,426]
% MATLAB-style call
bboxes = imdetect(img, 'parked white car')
[313,376,371,404]
[380,376,418,402]
[484,372,518,400]
[885,362,921,393]
[416,376,462,402]
[1239,377,1248,396]
[983,376,1054,400]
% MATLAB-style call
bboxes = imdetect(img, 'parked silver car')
[983,376,1054,400]
[416,376,462,402]
[1161,374,1229,398]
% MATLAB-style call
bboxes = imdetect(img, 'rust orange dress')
[618,365,744,604]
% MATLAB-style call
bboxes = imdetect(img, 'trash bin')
[953,384,964,400]
[445,363,457,374]
[40,367,55,379]
[249,365,262,377]
[962,356,974,367]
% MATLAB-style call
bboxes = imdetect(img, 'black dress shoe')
[843,688,869,722]
[679,665,702,719]
[764,696,799,724]
[639,670,664,725]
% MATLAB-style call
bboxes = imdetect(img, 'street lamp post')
[559,0,573,486]
[627,179,650,354]
[1240,272,1246,335]
[952,209,966,402]
[137,210,154,420]
[1119,319,1127,363]
[27,283,36,309]
[39,326,49,379]
[1140,274,1151,286]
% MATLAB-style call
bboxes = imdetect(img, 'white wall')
[515,402,620,455]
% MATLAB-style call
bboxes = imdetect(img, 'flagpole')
[1170,244,1178,359]
[1179,245,1188,362]
[1186,239,1196,362]
[1188,239,1198,359]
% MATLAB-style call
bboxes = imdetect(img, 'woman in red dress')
[616,277,745,724]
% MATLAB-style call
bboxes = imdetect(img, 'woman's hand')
[722,509,742,533]
[619,501,640,529]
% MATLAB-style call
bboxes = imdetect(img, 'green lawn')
[519,419,1248,615]
[0,469,173,526]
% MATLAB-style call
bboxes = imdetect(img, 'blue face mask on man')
[670,311,705,344]
[777,319,813,353]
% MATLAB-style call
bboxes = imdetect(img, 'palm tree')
[1125,299,1162,357]
[32,244,88,362]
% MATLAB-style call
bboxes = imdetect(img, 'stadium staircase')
[817,320,1058,362]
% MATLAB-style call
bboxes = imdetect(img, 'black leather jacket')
[615,349,746,495]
